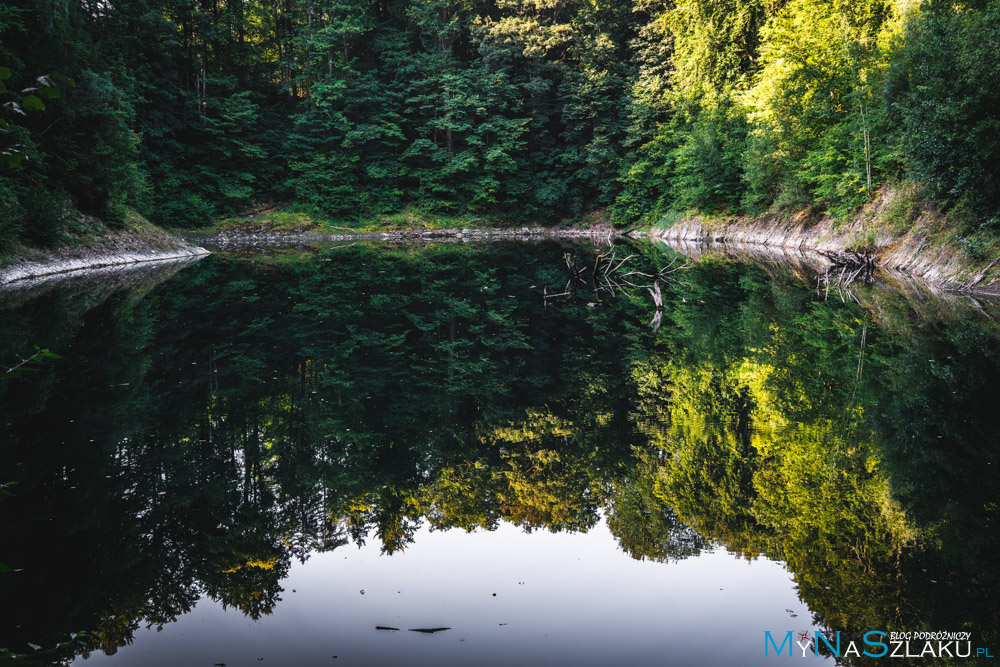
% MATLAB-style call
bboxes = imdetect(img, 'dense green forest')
[1,0,999,248]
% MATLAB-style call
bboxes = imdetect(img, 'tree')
[886,0,1000,217]
[744,0,900,215]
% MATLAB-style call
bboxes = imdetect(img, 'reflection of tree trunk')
[648,279,663,309]
[648,280,663,332]
[649,309,662,333]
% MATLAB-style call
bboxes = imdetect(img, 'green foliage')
[961,231,993,260]
[402,61,529,214]
[0,67,72,170]
[613,127,678,226]
[616,95,749,223]
[614,0,764,224]
[0,0,143,247]
[56,71,144,224]
[665,0,768,95]
[1,0,999,239]
[744,0,901,216]
[960,214,1000,259]
[670,96,749,212]
[886,0,1000,216]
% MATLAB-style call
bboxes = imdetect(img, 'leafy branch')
[4,346,62,377]
[0,66,73,168]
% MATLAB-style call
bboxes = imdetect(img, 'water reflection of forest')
[2,242,998,664]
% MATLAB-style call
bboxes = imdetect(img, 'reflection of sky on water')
[77,517,825,666]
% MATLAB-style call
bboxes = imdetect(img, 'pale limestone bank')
[1,231,209,286]
[643,192,1000,295]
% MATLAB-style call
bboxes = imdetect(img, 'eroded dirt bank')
[643,192,1000,295]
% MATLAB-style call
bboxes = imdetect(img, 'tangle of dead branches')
[544,248,690,330]
[815,248,878,303]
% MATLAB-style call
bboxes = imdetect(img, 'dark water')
[1,241,998,666]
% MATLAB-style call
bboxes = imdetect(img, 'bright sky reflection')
[77,516,827,666]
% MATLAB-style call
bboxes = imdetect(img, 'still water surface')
[1,240,997,665]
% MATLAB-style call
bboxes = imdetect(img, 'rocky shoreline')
[5,213,998,299]
[198,225,620,248]
[0,241,210,286]
[1,226,619,285]
[643,212,1000,297]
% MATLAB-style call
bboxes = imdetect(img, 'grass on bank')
[191,207,505,238]
[188,204,623,239]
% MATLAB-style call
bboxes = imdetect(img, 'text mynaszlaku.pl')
[764,630,994,659]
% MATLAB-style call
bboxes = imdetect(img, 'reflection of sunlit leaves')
[338,491,422,555]
[7,242,1000,664]
[416,462,502,531]
[209,554,287,620]
[220,556,277,573]
[497,447,603,532]
[607,450,709,563]
[481,408,576,445]
[633,297,926,634]
[89,612,141,657]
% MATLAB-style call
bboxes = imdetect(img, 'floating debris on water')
[408,628,450,634]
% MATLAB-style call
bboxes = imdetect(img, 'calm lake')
[1,240,998,666]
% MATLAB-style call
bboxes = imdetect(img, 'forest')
[1,0,999,248]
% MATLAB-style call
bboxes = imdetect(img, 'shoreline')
[5,211,1000,298]
[196,225,621,247]
[643,203,1000,297]
[0,226,615,286]
[0,243,210,286]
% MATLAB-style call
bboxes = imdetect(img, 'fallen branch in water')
[5,347,61,375]
[816,247,877,301]
[952,256,1000,293]
[547,250,690,331]
[408,628,451,633]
